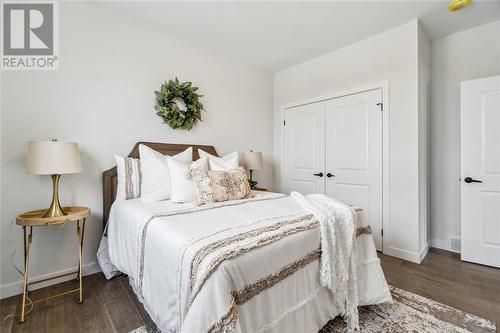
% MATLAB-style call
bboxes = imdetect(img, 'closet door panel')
[283,102,325,195]
[337,105,369,170]
[337,184,369,212]
[325,89,383,250]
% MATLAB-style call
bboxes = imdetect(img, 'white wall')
[429,20,500,252]
[274,20,428,262]
[0,2,274,298]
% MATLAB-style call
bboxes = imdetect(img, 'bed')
[97,142,392,333]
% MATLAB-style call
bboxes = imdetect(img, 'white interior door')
[283,102,325,195]
[461,75,500,268]
[325,89,383,251]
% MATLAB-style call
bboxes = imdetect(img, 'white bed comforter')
[97,191,392,333]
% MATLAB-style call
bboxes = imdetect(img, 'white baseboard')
[0,262,101,300]
[419,244,429,262]
[430,238,461,253]
[384,246,424,263]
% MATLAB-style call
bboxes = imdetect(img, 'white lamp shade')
[26,141,82,175]
[241,151,263,170]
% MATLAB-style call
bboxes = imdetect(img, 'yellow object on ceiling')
[448,0,472,12]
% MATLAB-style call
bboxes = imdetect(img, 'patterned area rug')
[130,286,496,333]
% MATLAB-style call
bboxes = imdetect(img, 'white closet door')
[461,76,500,268]
[325,89,383,250]
[283,102,325,195]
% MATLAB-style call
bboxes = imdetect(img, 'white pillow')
[198,149,239,169]
[167,157,209,203]
[208,159,232,171]
[140,145,192,202]
[114,155,141,201]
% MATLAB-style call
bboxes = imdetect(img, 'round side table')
[16,206,91,323]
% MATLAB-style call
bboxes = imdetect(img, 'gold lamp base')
[43,174,68,218]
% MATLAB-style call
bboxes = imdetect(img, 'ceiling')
[105,1,500,73]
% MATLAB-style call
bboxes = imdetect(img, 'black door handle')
[326,173,334,178]
[313,172,323,177]
[464,177,482,183]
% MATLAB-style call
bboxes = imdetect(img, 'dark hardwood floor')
[1,248,499,332]
[380,248,500,327]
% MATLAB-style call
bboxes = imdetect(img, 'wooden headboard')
[102,142,218,229]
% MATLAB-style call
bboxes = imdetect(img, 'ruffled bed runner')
[136,193,372,332]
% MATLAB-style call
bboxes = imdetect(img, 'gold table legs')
[76,218,86,304]
[18,218,86,323]
[19,226,32,323]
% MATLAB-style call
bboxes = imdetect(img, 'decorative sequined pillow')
[190,167,251,205]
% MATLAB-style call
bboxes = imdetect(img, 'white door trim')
[280,81,390,253]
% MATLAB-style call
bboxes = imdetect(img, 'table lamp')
[241,151,263,190]
[26,139,82,218]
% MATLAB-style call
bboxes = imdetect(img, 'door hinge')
[381,229,384,237]
[283,120,286,126]
[377,103,383,111]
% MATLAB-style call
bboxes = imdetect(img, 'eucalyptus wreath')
[154,78,204,130]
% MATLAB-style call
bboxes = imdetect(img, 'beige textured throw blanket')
[290,192,359,331]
